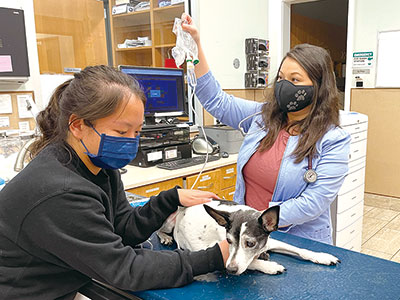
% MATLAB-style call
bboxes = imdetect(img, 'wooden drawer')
[340,167,365,195]
[342,121,368,135]
[337,184,365,213]
[186,169,221,194]
[220,164,237,190]
[127,177,183,198]
[342,232,362,252]
[336,200,364,232]
[336,216,363,247]
[219,186,235,201]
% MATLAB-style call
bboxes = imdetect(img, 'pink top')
[243,129,290,211]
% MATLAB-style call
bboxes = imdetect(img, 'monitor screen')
[0,7,30,78]
[119,66,186,118]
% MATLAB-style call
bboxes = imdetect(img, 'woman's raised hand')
[181,13,200,44]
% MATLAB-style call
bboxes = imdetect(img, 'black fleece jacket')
[0,143,224,300]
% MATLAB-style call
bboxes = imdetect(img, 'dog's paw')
[157,231,173,246]
[258,260,286,275]
[258,251,270,261]
[302,250,340,265]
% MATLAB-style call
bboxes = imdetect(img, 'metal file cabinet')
[331,111,368,251]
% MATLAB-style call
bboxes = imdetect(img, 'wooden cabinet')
[125,163,237,201]
[33,0,108,74]
[186,163,237,200]
[219,164,237,200]
[186,169,221,195]
[127,177,183,197]
[109,0,186,67]
[331,111,368,252]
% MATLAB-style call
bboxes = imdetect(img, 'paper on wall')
[19,121,30,131]
[0,94,12,114]
[17,95,33,119]
[0,55,13,73]
[0,117,10,128]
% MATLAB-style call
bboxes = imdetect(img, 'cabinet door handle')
[145,187,160,194]
[223,175,236,180]
[352,179,358,183]
[197,183,214,190]
[351,213,357,218]
[351,196,357,200]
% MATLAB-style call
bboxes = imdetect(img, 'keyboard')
[156,155,221,170]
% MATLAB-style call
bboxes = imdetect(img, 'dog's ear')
[203,204,231,228]
[258,205,280,233]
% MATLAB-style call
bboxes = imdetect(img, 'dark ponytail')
[30,65,146,158]
[30,79,72,156]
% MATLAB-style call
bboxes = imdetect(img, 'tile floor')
[361,193,400,263]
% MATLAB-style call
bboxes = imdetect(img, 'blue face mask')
[80,126,139,170]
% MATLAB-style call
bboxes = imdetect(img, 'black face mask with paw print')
[274,80,314,113]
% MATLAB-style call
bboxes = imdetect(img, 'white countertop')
[121,154,238,189]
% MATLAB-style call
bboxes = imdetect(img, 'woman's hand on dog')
[177,189,221,207]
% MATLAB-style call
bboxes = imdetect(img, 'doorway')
[290,0,349,108]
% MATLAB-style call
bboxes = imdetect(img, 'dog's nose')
[227,264,239,275]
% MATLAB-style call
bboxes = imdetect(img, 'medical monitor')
[119,66,187,124]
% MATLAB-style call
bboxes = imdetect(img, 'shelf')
[115,46,153,52]
[155,43,176,48]
[109,0,185,68]
[112,9,150,19]
[112,10,150,27]
[153,4,184,23]
[153,3,184,13]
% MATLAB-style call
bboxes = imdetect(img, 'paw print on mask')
[286,101,298,111]
[295,90,307,101]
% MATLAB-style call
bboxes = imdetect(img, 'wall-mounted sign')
[353,51,374,68]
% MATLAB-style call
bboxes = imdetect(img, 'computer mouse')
[221,151,229,158]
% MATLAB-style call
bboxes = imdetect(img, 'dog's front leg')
[247,259,286,275]
[267,238,340,265]
[156,211,178,245]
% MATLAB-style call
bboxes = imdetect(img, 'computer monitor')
[119,66,187,125]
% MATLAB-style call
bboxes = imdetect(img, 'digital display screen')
[120,67,186,116]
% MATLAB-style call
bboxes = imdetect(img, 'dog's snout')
[227,263,239,275]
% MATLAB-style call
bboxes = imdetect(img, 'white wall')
[268,0,291,80]
[0,0,43,109]
[351,0,400,88]
[192,0,269,89]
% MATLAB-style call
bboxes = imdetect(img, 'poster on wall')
[352,51,374,68]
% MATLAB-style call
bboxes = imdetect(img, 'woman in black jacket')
[0,65,229,300]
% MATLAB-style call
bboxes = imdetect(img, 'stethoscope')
[304,155,318,183]
[238,112,318,184]
[238,112,265,137]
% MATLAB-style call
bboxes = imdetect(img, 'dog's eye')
[227,238,232,244]
[246,241,256,248]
